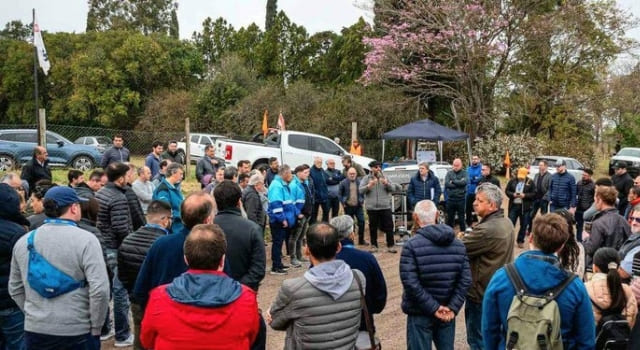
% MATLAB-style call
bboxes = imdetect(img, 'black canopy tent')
[382,119,471,162]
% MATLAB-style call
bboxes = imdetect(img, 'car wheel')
[72,155,94,171]
[0,154,15,171]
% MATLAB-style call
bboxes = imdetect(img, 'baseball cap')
[44,186,88,207]
[554,159,566,167]
[369,160,382,168]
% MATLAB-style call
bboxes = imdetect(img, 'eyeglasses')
[630,217,640,224]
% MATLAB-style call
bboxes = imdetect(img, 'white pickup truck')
[215,130,375,172]
[176,132,225,162]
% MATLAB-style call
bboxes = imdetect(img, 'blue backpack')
[27,230,86,298]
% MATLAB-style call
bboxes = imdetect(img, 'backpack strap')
[505,263,528,295]
[26,230,36,251]
[547,273,577,302]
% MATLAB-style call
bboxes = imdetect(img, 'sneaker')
[369,246,379,253]
[291,259,302,267]
[270,268,288,275]
[298,257,309,262]
[281,264,291,270]
[387,248,398,254]
[100,329,115,341]
[114,334,134,347]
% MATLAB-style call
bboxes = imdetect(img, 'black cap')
[369,160,382,168]
[614,162,627,169]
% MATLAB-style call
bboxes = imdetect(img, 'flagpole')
[33,8,41,146]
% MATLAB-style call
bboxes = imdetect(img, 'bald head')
[452,158,462,171]
[181,192,217,230]
[34,146,48,162]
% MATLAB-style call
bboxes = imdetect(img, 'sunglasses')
[630,217,640,224]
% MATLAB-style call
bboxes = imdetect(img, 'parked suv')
[528,155,584,184]
[74,136,112,153]
[0,129,103,171]
[609,147,640,178]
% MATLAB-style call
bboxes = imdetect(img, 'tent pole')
[382,139,385,162]
[467,138,472,164]
[438,141,443,162]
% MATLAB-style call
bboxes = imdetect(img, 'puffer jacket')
[407,170,442,208]
[359,173,399,210]
[467,163,482,195]
[548,171,577,208]
[267,175,297,226]
[269,260,363,350]
[95,182,132,249]
[118,224,168,293]
[400,224,471,315]
[585,272,637,328]
[124,184,146,231]
[310,165,329,203]
[576,179,595,212]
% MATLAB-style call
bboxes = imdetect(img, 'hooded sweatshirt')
[140,270,259,350]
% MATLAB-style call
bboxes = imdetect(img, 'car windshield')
[95,136,111,144]
[617,148,640,158]
[531,158,558,166]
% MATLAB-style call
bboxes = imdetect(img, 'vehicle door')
[45,132,68,165]
[190,134,203,158]
[309,135,345,171]
[283,134,312,167]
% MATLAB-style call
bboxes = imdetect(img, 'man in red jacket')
[140,223,259,350]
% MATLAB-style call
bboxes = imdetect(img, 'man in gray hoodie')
[267,223,364,350]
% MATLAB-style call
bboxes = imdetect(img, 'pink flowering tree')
[362,0,519,137]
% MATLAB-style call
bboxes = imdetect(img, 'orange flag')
[262,110,269,137]
[504,150,511,179]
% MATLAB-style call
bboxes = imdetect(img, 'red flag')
[262,110,269,137]
[277,111,286,130]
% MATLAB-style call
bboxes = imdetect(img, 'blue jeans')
[508,204,530,244]
[549,203,569,213]
[106,249,131,342]
[465,300,484,350]
[406,314,455,350]
[0,307,24,350]
[445,198,466,232]
[24,332,98,350]
[271,223,288,269]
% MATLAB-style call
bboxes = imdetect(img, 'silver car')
[528,156,584,184]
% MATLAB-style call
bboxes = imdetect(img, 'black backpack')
[591,299,630,350]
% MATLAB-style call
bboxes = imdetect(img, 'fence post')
[185,118,191,179]
[38,109,46,147]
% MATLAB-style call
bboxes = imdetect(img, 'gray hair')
[278,164,291,176]
[414,200,437,225]
[137,166,149,176]
[248,174,264,186]
[330,215,354,239]
[1,172,19,184]
[166,162,184,177]
[476,183,502,208]
[418,161,429,169]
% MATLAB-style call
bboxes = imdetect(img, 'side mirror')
[57,140,64,147]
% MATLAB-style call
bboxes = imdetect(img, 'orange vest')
[350,143,362,155]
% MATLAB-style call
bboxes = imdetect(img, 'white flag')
[277,112,286,130]
[33,17,50,75]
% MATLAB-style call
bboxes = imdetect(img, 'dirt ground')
[102,218,527,350]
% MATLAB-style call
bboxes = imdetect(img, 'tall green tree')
[86,0,178,36]
[193,17,236,69]
[0,20,31,41]
[265,0,278,31]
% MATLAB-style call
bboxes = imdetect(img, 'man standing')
[0,183,28,350]
[20,146,51,193]
[612,162,635,215]
[9,187,109,349]
[267,165,296,275]
[74,169,104,199]
[482,213,595,349]
[350,139,363,156]
[466,155,483,227]
[196,145,224,188]
[310,157,329,224]
[400,200,471,349]
[407,162,442,210]
[340,167,366,245]
[67,170,84,188]
[576,168,595,241]
[267,223,363,350]
[238,173,250,190]
[124,164,146,231]
[213,181,266,291]
[95,162,134,347]
[478,164,500,187]
[153,163,185,234]
[359,160,399,253]
[237,160,251,175]
[505,168,536,248]
[325,159,345,219]
[618,210,640,282]
[140,224,259,350]
[264,157,279,187]
[289,165,313,267]
[583,186,630,266]
[117,200,171,350]
[341,155,366,178]
[548,159,577,212]
[444,158,468,232]
[152,159,171,188]
[461,183,515,349]
[531,160,552,218]
[132,166,155,214]
[144,141,163,179]
[242,174,266,231]
[160,140,184,165]
[101,134,130,169]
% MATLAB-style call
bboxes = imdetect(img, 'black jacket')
[124,184,146,231]
[584,207,630,265]
[78,218,113,288]
[118,225,167,293]
[478,175,500,188]
[20,157,51,193]
[242,185,265,228]
[214,208,265,291]
[0,217,26,310]
[95,182,132,249]
[576,179,595,212]
[100,146,130,169]
[505,177,536,213]
[612,172,634,213]
[74,182,95,199]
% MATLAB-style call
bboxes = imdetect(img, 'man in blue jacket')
[144,141,163,179]
[267,165,297,275]
[407,162,441,210]
[400,199,471,349]
[482,213,595,349]
[548,159,577,213]
[466,156,482,227]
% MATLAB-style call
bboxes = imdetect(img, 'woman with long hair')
[585,247,637,328]
[553,208,584,276]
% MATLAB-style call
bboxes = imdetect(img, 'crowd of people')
[1,134,640,349]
